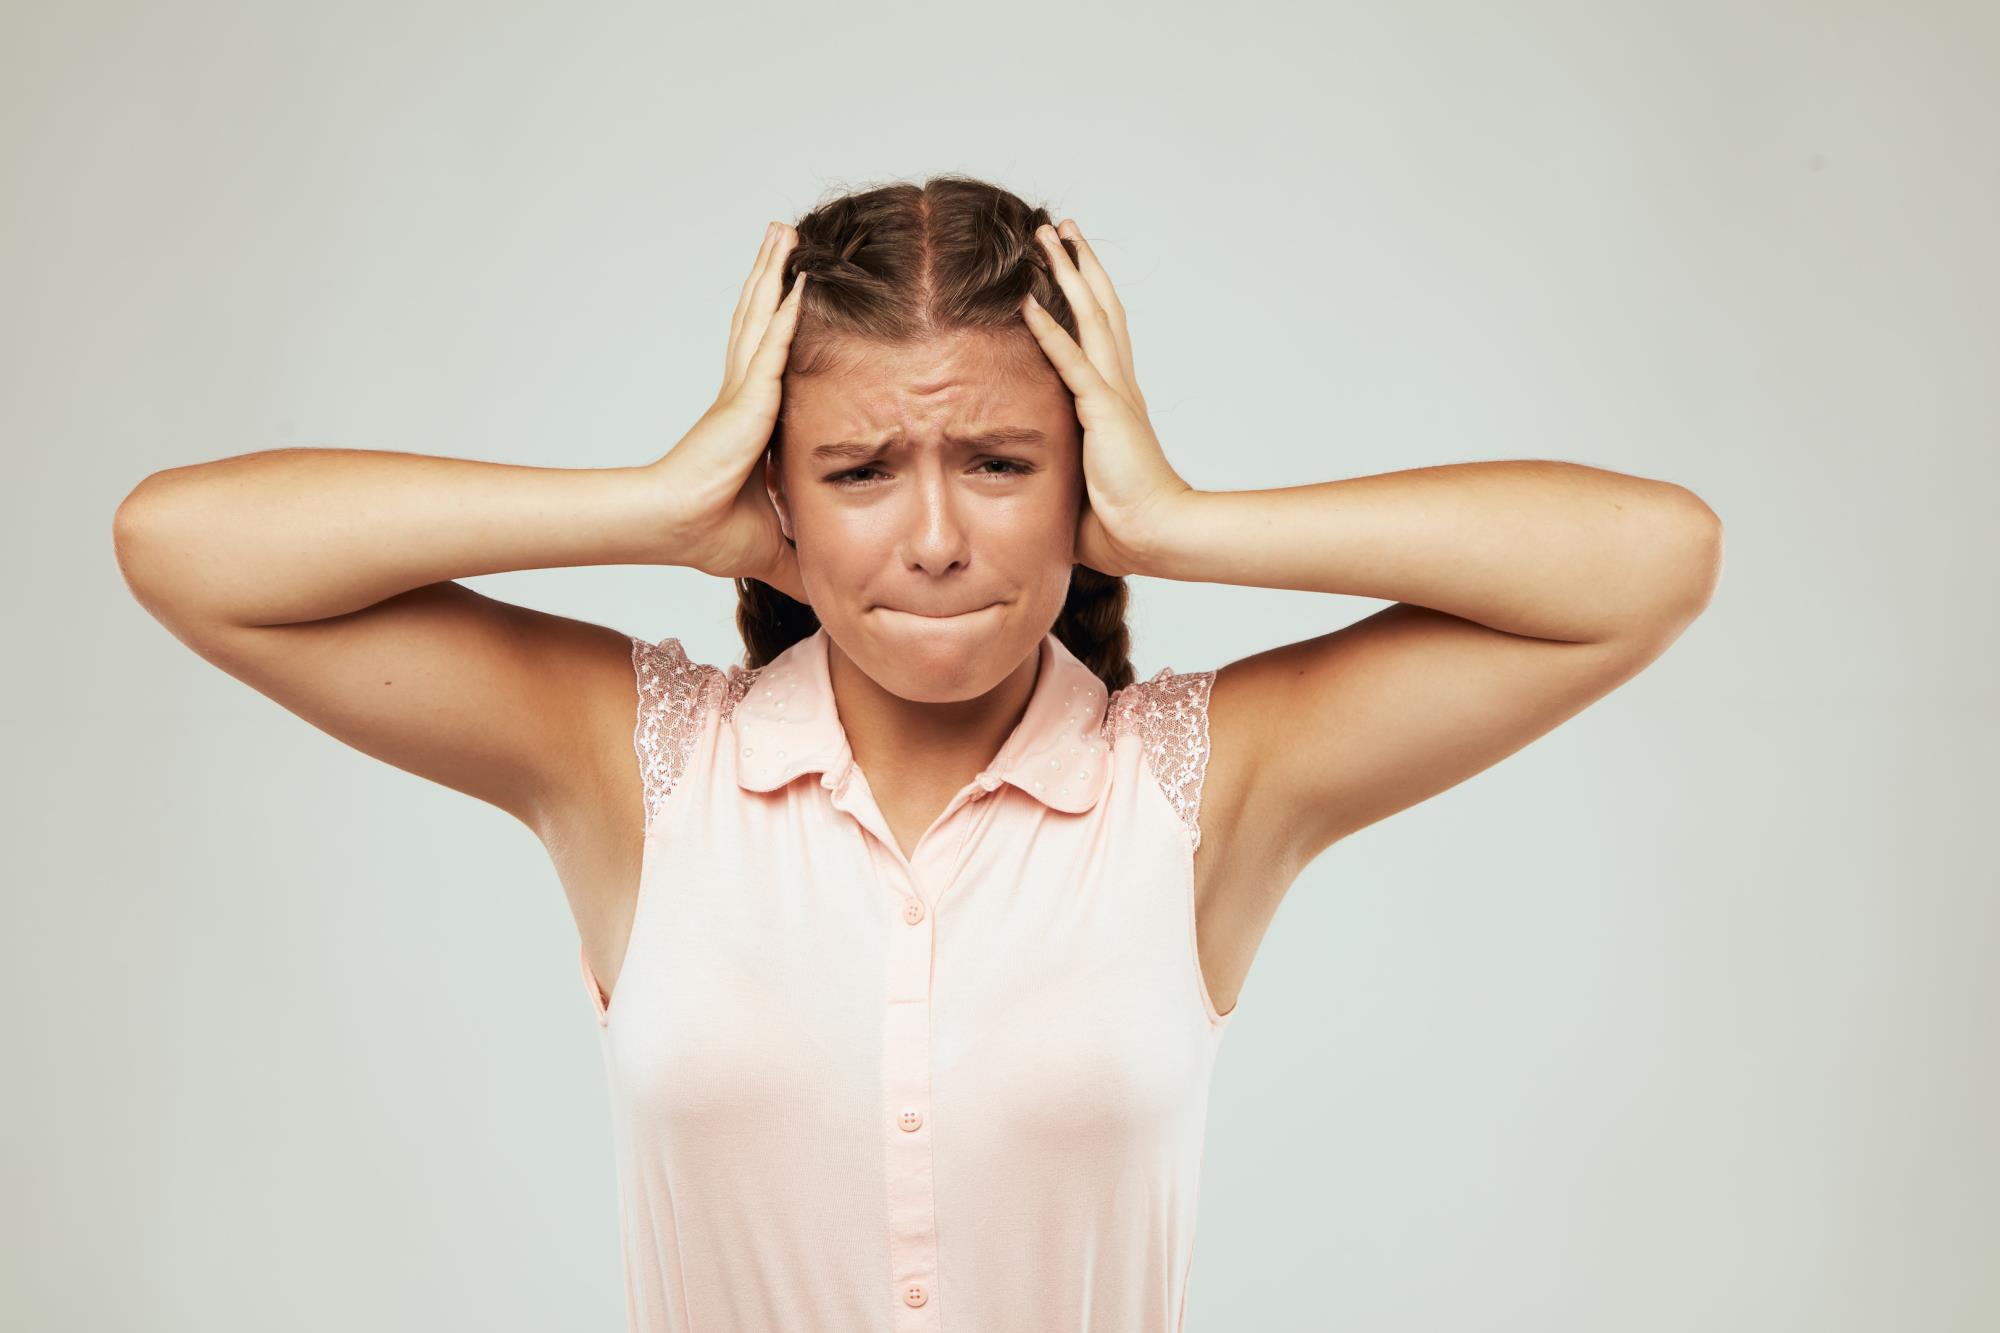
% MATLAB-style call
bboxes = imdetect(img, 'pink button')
[902,897,924,924]
[903,1282,928,1307]
[899,1107,923,1132]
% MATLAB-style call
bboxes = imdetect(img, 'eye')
[826,459,1032,486]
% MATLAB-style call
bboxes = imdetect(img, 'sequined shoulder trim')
[630,636,728,834]
[1105,666,1217,850]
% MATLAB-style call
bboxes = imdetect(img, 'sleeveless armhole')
[1109,664,1231,1029]
[1108,666,1218,851]
[581,634,718,1025]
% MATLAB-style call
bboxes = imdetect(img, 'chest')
[601,771,1219,1153]
[870,785,956,862]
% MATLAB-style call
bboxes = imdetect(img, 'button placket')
[884,864,942,1328]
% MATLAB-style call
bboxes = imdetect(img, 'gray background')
[6,1,1996,1328]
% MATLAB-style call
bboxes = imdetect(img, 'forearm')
[1134,460,1722,645]
[112,447,682,627]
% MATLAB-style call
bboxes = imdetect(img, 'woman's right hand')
[648,221,810,602]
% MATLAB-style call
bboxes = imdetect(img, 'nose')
[898,466,972,576]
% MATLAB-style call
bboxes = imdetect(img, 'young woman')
[112,175,1722,1332]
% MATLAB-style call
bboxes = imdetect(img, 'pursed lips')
[878,603,999,619]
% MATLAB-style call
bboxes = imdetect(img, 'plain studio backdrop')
[4,2,1995,1329]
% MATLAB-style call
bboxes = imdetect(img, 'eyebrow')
[808,427,1049,463]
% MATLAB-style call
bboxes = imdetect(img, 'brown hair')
[731,173,1137,694]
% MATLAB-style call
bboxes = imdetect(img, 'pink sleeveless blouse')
[579,625,1237,1331]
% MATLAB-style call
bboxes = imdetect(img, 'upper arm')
[130,576,645,838]
[1211,599,1708,872]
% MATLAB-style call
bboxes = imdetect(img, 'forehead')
[782,332,1067,441]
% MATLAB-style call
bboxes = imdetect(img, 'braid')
[1052,566,1136,694]
[733,576,819,671]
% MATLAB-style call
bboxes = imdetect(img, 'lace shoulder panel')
[630,635,727,834]
[1105,665,1217,850]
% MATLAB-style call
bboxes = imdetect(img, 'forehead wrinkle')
[808,426,1047,463]
[785,332,1065,466]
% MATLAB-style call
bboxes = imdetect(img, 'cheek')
[792,500,898,593]
[824,505,915,550]
[1015,487,1081,545]
[990,480,1083,559]
[996,503,1081,598]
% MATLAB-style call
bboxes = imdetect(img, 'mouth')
[877,602,1001,620]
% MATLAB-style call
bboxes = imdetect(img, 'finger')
[728,230,800,394]
[746,226,798,339]
[740,270,808,397]
[728,223,780,366]
[1056,220,1147,416]
[1020,289,1114,403]
[1056,221,1128,339]
[1035,223,1127,394]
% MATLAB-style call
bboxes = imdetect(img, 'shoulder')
[1106,665,1218,848]
[1106,665,1216,752]
[630,634,737,721]
[628,635,749,825]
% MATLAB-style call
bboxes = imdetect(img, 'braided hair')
[733,174,1136,694]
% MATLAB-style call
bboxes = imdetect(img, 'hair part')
[733,173,1136,693]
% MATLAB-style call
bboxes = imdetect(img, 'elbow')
[1670,485,1725,608]
[111,473,191,609]
[113,475,162,557]
[1597,485,1723,651]
[1644,485,1725,628]
[111,480,155,555]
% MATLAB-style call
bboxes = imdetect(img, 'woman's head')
[734,174,1136,695]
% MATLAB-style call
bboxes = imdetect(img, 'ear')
[763,449,796,546]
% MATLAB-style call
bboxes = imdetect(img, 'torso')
[551,654,1301,1023]
[579,632,1245,1329]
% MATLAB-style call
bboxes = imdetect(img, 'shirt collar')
[729,625,1113,813]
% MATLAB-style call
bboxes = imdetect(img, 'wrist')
[1121,485,1204,579]
[581,462,684,567]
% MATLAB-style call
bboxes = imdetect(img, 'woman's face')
[768,331,1083,702]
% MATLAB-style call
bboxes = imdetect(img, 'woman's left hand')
[1021,220,1194,578]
